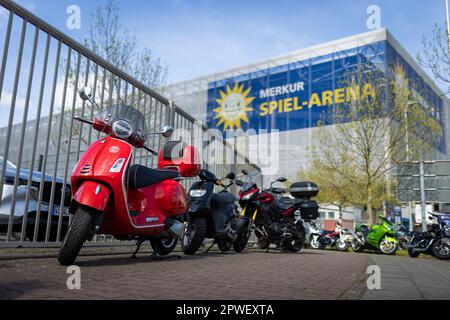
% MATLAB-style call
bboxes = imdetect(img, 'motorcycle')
[235,170,319,252]
[405,212,450,260]
[58,87,200,265]
[306,221,324,249]
[310,225,353,251]
[351,215,398,255]
[181,169,240,254]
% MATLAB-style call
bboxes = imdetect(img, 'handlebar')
[74,116,94,125]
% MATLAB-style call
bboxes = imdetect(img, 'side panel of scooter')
[127,179,188,227]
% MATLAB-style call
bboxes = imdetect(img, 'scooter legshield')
[72,180,110,212]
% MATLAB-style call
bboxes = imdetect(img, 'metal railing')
[0,0,261,247]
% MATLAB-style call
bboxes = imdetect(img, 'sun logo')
[213,83,255,131]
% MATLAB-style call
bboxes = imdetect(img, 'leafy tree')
[306,64,442,225]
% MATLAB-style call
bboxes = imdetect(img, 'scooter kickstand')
[131,238,146,259]
[204,241,216,254]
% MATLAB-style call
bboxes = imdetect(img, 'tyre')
[57,206,95,266]
[408,249,420,258]
[257,237,270,250]
[217,239,232,252]
[181,218,206,255]
[283,237,305,252]
[336,240,349,252]
[351,239,364,253]
[432,238,450,260]
[233,219,251,252]
[283,226,305,252]
[309,235,321,249]
[379,239,397,255]
[151,237,178,255]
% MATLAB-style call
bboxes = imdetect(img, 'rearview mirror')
[241,169,249,175]
[78,87,92,101]
[277,177,287,183]
[235,179,244,186]
[226,172,235,180]
[160,125,174,138]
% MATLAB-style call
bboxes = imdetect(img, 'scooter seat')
[129,164,180,189]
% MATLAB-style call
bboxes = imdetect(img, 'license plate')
[52,206,68,216]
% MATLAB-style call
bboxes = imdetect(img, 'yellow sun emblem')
[213,82,255,131]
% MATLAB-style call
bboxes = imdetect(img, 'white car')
[0,157,70,241]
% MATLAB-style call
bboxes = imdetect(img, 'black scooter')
[181,170,239,254]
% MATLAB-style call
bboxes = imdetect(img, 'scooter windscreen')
[95,104,148,142]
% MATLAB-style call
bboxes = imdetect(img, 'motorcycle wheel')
[336,240,349,252]
[351,240,364,253]
[309,235,321,249]
[408,248,420,258]
[432,238,450,260]
[284,226,305,252]
[151,237,178,255]
[181,218,206,255]
[257,237,270,250]
[233,219,250,252]
[57,205,95,266]
[379,240,397,255]
[283,238,305,252]
[217,239,232,252]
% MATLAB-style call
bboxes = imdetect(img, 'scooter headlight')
[189,189,207,197]
[112,119,133,139]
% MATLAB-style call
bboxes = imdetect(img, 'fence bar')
[33,40,61,242]
[46,47,72,242]
[4,20,27,241]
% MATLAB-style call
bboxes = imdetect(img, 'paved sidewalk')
[363,254,450,299]
[0,248,369,300]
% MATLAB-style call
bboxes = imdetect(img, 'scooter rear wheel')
[181,218,206,255]
[57,205,95,266]
[151,237,178,255]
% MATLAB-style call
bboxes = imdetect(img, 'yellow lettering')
[309,93,322,108]
[284,98,293,112]
[260,102,268,116]
[334,88,345,104]
[346,86,360,102]
[361,83,376,100]
[294,97,302,110]
[322,90,333,106]
[269,101,278,115]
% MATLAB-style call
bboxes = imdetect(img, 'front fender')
[383,236,398,243]
[70,181,110,213]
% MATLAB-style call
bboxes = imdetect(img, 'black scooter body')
[187,178,237,239]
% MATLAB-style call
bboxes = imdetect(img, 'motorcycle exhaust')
[167,220,184,238]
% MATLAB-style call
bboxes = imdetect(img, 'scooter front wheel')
[57,205,95,266]
[181,218,206,255]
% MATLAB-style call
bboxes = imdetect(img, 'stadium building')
[161,28,450,227]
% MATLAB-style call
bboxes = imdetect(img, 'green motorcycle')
[351,215,398,255]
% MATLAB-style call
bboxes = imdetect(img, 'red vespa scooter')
[58,87,200,266]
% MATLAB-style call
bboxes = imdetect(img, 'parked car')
[0,157,71,241]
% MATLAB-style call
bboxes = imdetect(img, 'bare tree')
[418,23,450,89]
[55,0,168,151]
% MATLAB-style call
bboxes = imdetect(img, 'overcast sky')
[7,0,447,85]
